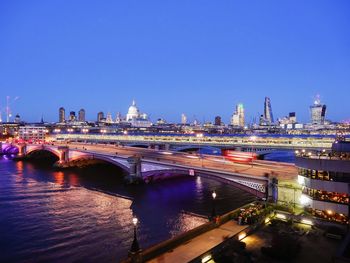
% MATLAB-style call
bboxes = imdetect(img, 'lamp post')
[211,191,217,221]
[130,217,141,254]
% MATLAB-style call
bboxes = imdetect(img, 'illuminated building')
[264,97,274,125]
[214,116,221,126]
[310,96,326,125]
[78,109,85,122]
[19,125,46,142]
[97,112,104,122]
[106,112,113,123]
[59,107,65,123]
[115,112,122,123]
[14,114,21,123]
[126,100,151,127]
[296,139,350,223]
[69,111,76,122]
[181,113,187,124]
[231,103,244,127]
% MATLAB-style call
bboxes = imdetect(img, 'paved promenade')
[147,220,248,263]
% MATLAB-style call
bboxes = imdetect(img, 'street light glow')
[212,191,216,199]
[132,217,138,226]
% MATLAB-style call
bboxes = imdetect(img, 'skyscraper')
[59,107,65,123]
[181,113,187,124]
[69,111,76,121]
[310,96,326,125]
[106,112,113,123]
[97,111,104,122]
[264,97,274,125]
[78,109,85,122]
[214,116,222,126]
[231,103,244,127]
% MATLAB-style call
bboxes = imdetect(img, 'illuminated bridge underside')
[10,143,268,198]
[52,133,334,150]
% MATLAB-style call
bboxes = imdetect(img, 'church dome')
[126,100,139,120]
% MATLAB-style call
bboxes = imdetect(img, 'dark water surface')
[0,156,256,262]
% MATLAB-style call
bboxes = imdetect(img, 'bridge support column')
[58,146,69,163]
[0,142,2,154]
[266,176,278,203]
[164,144,170,151]
[18,143,27,156]
[154,145,159,151]
[125,156,143,184]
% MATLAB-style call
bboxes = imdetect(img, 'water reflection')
[0,158,255,262]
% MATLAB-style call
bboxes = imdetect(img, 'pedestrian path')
[147,220,248,263]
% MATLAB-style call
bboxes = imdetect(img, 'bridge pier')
[18,143,27,156]
[57,146,69,163]
[266,176,278,203]
[0,142,2,154]
[125,156,143,184]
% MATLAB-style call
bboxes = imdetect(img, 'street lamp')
[130,217,141,254]
[211,191,217,221]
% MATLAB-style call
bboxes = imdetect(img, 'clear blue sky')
[0,0,349,124]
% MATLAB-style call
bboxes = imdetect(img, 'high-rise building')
[59,107,65,123]
[264,97,274,125]
[69,111,76,121]
[289,112,296,123]
[115,112,122,123]
[97,112,104,122]
[14,114,21,123]
[231,103,245,127]
[310,97,326,125]
[78,109,85,122]
[214,116,222,126]
[106,112,113,123]
[181,114,187,124]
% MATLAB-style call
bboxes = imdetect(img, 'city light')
[301,219,313,225]
[238,232,246,240]
[275,213,286,220]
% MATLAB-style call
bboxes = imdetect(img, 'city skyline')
[1,1,349,123]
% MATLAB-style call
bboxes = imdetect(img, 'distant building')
[214,116,222,126]
[264,97,274,125]
[19,126,46,142]
[59,107,65,123]
[97,112,104,122]
[78,109,85,122]
[125,100,151,127]
[69,111,76,122]
[115,112,122,123]
[14,114,21,123]
[106,112,113,123]
[181,113,187,124]
[231,103,244,127]
[289,112,296,123]
[310,97,326,125]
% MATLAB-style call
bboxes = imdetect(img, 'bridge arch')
[26,147,61,159]
[69,155,130,172]
[175,145,221,155]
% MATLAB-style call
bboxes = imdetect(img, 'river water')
[0,155,257,262]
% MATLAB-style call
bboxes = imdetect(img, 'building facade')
[59,107,65,123]
[310,98,326,125]
[78,109,85,122]
[296,140,350,223]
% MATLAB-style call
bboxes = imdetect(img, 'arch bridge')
[4,142,278,200]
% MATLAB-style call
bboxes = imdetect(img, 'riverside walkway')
[147,220,248,263]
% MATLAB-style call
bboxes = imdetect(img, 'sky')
[0,0,349,124]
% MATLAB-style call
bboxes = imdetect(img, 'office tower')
[214,116,221,126]
[59,107,65,123]
[78,109,85,122]
[231,103,245,127]
[264,97,274,125]
[181,113,187,124]
[115,112,122,123]
[69,111,76,121]
[310,97,326,125]
[97,111,104,122]
[289,112,296,123]
[106,112,113,123]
